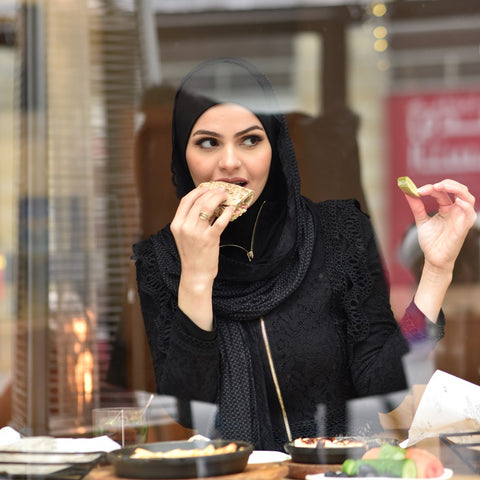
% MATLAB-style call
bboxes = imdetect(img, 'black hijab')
[169,57,314,293]
[150,58,315,448]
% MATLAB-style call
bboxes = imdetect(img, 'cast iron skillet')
[108,439,253,479]
[284,437,369,464]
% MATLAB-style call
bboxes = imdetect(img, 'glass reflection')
[0,1,478,447]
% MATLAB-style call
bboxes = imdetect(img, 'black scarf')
[151,58,315,448]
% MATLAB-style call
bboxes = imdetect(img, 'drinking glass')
[92,407,148,447]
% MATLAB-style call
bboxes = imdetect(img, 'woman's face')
[186,103,272,203]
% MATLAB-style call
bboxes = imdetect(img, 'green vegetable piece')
[341,459,417,478]
[342,459,358,477]
[377,443,407,460]
[397,176,420,197]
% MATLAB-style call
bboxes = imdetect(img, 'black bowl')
[284,437,368,465]
[108,439,253,479]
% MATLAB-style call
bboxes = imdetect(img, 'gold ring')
[199,212,210,221]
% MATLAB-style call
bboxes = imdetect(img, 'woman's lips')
[216,178,248,187]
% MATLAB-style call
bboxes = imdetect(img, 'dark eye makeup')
[195,137,219,148]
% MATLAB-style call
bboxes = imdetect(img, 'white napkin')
[51,435,121,452]
[0,426,22,446]
[0,426,121,452]
[401,370,480,447]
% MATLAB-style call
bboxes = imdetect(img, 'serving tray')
[283,460,342,480]
[85,464,288,480]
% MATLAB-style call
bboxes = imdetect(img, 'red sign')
[387,89,480,285]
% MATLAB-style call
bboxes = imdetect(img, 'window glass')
[0,1,15,429]
[1,0,479,444]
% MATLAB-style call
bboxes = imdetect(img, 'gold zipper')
[260,316,292,442]
[220,201,266,262]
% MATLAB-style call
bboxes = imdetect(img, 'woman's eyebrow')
[235,125,264,137]
[191,125,264,138]
[191,129,221,138]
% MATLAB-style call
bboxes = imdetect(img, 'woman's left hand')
[403,178,477,273]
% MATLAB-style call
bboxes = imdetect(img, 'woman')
[133,58,477,450]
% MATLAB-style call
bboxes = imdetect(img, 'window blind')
[13,0,141,436]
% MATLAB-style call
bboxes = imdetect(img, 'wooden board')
[284,460,341,479]
[86,464,289,480]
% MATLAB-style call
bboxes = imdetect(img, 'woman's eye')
[197,137,218,149]
[243,135,262,147]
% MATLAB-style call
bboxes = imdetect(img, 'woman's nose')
[218,145,241,170]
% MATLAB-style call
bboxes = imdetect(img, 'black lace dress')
[133,197,445,451]
[132,58,445,451]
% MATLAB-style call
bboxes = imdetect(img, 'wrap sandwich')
[198,181,255,221]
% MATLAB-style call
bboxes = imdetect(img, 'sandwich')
[198,181,255,221]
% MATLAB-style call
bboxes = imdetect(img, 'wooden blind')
[12,0,141,436]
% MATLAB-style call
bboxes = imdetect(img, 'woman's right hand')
[170,185,234,330]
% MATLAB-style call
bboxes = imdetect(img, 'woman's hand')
[403,178,477,273]
[170,186,235,330]
[403,178,477,321]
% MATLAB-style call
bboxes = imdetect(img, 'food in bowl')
[108,440,254,479]
[294,437,367,449]
[285,437,369,464]
[131,442,239,459]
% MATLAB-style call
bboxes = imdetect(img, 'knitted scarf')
[150,58,315,448]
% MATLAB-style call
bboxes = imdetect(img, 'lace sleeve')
[346,209,446,396]
[346,207,410,396]
[133,238,220,402]
[316,200,409,396]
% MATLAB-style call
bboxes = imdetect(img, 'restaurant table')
[84,463,480,480]
[84,440,480,480]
